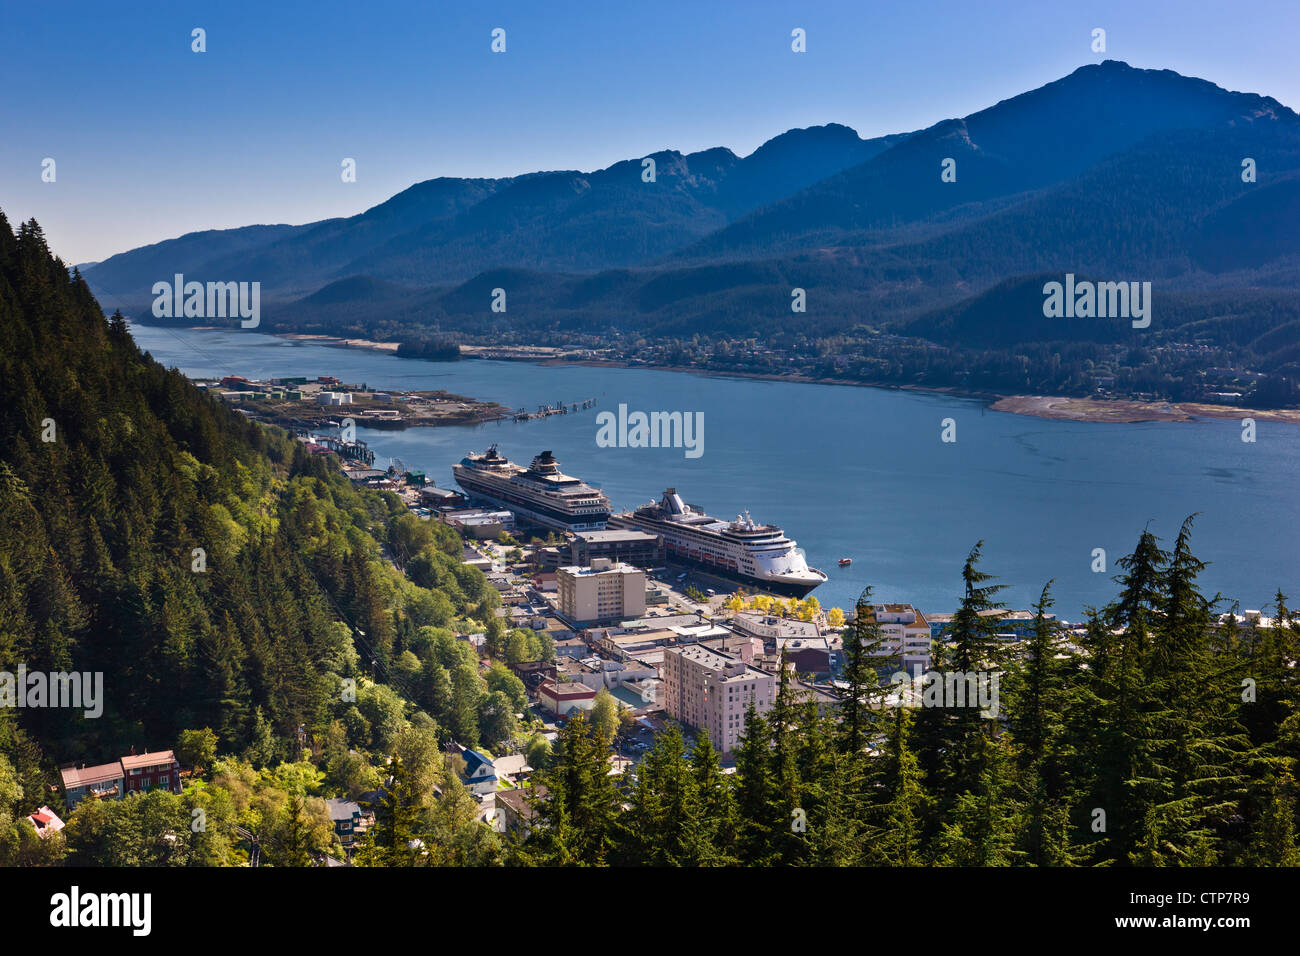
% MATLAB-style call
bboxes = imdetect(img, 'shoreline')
[268,332,1300,426]
[533,357,1300,426]
[276,333,400,352]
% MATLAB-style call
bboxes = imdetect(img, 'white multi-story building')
[661,645,774,755]
[556,558,646,625]
[862,604,932,673]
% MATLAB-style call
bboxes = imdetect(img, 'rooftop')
[120,750,177,771]
[60,761,124,788]
[539,679,598,699]
[558,561,643,577]
[574,529,659,543]
[326,798,362,821]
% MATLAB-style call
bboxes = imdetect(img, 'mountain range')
[81,60,1300,375]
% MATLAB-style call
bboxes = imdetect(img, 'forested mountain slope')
[0,214,525,858]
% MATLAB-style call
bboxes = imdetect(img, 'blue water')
[131,325,1300,621]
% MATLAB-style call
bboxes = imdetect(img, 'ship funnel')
[661,490,687,515]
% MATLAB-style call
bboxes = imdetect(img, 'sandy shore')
[279,333,400,352]
[990,395,1300,424]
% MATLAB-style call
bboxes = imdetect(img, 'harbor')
[131,324,1300,621]
[197,371,599,433]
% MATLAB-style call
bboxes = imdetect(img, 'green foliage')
[590,687,619,747]
[176,728,219,777]
[0,214,506,804]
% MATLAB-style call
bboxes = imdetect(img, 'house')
[774,636,836,677]
[326,798,373,852]
[495,785,547,837]
[59,762,125,808]
[458,632,487,652]
[27,806,65,839]
[120,749,181,797]
[446,747,498,798]
[59,748,181,808]
[510,659,556,691]
[492,753,530,786]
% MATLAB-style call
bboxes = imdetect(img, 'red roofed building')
[538,678,597,717]
[27,806,65,838]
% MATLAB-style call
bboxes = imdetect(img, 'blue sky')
[2,0,1295,264]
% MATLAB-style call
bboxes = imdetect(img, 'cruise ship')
[609,489,827,597]
[452,446,611,532]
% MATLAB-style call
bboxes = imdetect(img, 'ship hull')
[665,552,825,597]
[609,515,825,597]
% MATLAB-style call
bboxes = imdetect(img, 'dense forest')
[0,213,547,864]
[2,211,1296,866]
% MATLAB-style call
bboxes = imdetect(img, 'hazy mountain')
[82,124,894,301]
[87,60,1300,351]
[83,222,314,307]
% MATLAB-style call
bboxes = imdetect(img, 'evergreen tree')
[916,542,1008,811]
[528,712,620,865]
[865,705,929,866]
[1005,582,1085,865]
[689,734,738,865]
[839,586,890,755]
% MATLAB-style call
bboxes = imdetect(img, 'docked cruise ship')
[452,446,611,532]
[609,489,827,597]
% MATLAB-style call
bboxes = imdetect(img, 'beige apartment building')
[661,645,774,755]
[865,604,932,673]
[556,558,646,625]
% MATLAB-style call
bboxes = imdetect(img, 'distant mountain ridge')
[82,60,1300,361]
[84,123,902,299]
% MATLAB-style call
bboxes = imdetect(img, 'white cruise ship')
[452,446,611,532]
[609,489,827,596]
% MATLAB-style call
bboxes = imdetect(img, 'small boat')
[838,558,853,567]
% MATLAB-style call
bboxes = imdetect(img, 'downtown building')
[660,645,774,756]
[555,558,646,626]
[866,604,933,674]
